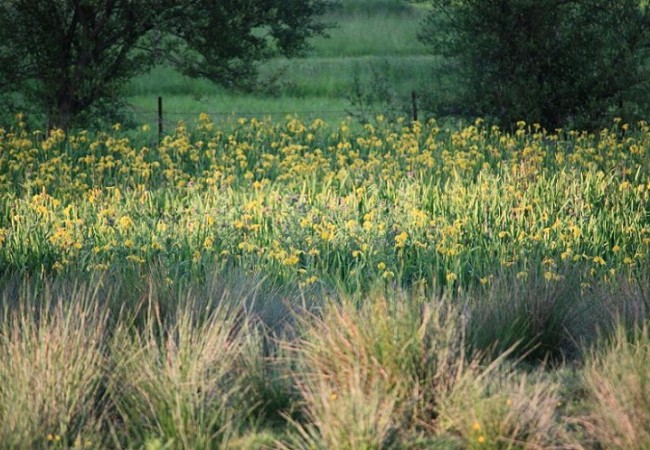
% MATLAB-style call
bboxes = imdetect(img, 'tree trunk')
[48,87,76,132]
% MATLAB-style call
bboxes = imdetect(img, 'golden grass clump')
[581,323,650,449]
[108,293,263,449]
[0,284,108,449]
[281,290,569,448]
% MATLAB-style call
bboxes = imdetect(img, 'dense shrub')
[420,0,650,129]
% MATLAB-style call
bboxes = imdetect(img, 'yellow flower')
[544,271,564,281]
[570,225,581,239]
[283,254,300,266]
[302,275,319,286]
[394,231,409,248]
[126,254,145,264]
[117,215,134,231]
[542,257,555,266]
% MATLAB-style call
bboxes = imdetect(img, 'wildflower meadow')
[1,114,650,448]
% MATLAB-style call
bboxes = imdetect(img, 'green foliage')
[420,0,650,129]
[347,60,406,122]
[0,0,330,129]
[466,268,602,363]
[0,0,160,130]
[2,116,650,293]
[166,0,332,91]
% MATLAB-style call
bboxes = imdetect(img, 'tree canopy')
[420,0,650,129]
[0,0,330,129]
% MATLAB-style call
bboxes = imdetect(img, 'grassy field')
[1,113,650,447]
[125,0,443,126]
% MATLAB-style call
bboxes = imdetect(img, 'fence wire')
[4,98,424,131]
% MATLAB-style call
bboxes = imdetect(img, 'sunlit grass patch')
[0,282,109,449]
[2,116,650,296]
[281,290,465,448]
[438,369,565,449]
[581,322,650,449]
[107,290,263,449]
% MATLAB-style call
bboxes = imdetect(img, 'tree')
[420,0,650,129]
[0,0,330,130]
[168,0,328,90]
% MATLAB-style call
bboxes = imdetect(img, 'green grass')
[261,55,439,96]
[126,55,441,126]
[335,0,419,15]
[2,112,650,447]
[124,0,437,123]
[311,9,429,57]
[125,90,353,129]
[3,117,649,290]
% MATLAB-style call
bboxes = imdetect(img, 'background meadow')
[123,0,446,127]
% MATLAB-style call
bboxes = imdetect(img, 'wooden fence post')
[158,96,163,142]
[411,91,418,123]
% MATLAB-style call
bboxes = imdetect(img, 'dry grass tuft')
[580,322,650,449]
[0,283,108,448]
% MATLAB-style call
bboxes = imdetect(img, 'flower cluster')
[1,115,648,289]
